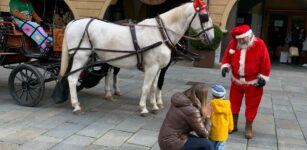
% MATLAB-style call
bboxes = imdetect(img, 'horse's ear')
[193,0,207,12]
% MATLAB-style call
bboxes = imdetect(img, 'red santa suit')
[221,25,271,121]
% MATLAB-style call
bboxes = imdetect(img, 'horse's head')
[189,0,214,45]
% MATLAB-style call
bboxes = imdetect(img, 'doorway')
[265,11,307,62]
[267,14,288,60]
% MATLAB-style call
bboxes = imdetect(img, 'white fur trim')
[231,75,258,85]
[248,35,255,47]
[221,64,230,69]
[238,48,247,82]
[236,29,252,39]
[229,49,235,54]
[259,74,270,82]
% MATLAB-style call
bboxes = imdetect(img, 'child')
[209,84,233,150]
[158,84,214,150]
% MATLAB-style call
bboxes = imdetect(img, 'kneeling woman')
[158,84,213,150]
[9,0,53,56]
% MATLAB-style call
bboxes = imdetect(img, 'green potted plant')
[189,24,223,68]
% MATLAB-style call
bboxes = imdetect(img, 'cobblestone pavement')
[0,62,307,150]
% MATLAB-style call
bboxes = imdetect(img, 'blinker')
[199,13,209,23]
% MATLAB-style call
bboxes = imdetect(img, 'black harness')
[129,23,144,71]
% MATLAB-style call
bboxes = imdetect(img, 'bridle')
[187,5,214,45]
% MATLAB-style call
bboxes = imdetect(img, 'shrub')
[189,24,223,51]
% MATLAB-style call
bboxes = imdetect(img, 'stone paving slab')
[77,121,115,138]
[127,129,158,147]
[0,141,18,150]
[1,127,47,145]
[17,135,62,150]
[114,116,147,132]
[0,63,307,150]
[119,143,150,150]
[44,123,85,139]
[93,130,133,147]
[49,134,95,150]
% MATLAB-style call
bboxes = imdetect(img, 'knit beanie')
[211,84,226,99]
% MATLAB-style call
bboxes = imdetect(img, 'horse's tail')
[59,36,69,77]
[59,21,74,77]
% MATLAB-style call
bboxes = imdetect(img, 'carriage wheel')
[8,64,45,107]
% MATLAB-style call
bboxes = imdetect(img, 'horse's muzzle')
[200,33,212,45]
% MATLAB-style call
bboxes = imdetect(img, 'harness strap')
[155,15,177,56]
[70,18,95,57]
[129,24,144,71]
[69,47,143,53]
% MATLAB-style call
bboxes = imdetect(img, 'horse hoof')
[73,109,83,115]
[114,91,121,96]
[140,113,149,117]
[151,109,159,114]
[105,96,113,101]
[158,104,164,109]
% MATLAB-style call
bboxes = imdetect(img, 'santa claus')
[221,24,271,139]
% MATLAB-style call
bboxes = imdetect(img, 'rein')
[120,12,213,42]
[120,23,203,41]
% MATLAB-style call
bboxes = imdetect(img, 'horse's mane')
[159,3,191,27]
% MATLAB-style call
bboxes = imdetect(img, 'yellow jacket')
[209,99,233,142]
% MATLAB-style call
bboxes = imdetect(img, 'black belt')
[239,73,258,78]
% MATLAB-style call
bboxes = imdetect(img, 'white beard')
[238,43,249,49]
[238,35,255,49]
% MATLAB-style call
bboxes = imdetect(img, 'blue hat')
[211,84,226,99]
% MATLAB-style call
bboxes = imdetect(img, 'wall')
[208,0,237,32]
[64,0,111,19]
[266,0,307,10]
[0,0,10,12]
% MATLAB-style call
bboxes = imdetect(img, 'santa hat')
[193,0,207,12]
[230,24,253,39]
[211,84,226,99]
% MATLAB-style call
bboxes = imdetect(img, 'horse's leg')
[150,70,161,114]
[104,67,113,101]
[156,61,171,109]
[139,65,160,116]
[113,67,121,96]
[68,55,89,113]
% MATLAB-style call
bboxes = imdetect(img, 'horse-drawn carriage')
[0,0,114,107]
[0,15,63,106]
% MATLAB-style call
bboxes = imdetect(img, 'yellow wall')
[64,0,111,19]
[209,0,237,32]
[0,0,10,12]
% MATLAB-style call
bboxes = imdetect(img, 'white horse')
[59,0,214,116]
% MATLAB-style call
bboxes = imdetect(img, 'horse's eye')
[199,13,209,23]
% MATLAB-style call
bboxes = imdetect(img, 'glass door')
[267,14,288,60]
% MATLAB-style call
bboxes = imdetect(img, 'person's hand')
[255,77,266,87]
[24,16,32,21]
[35,18,43,24]
[221,67,229,77]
